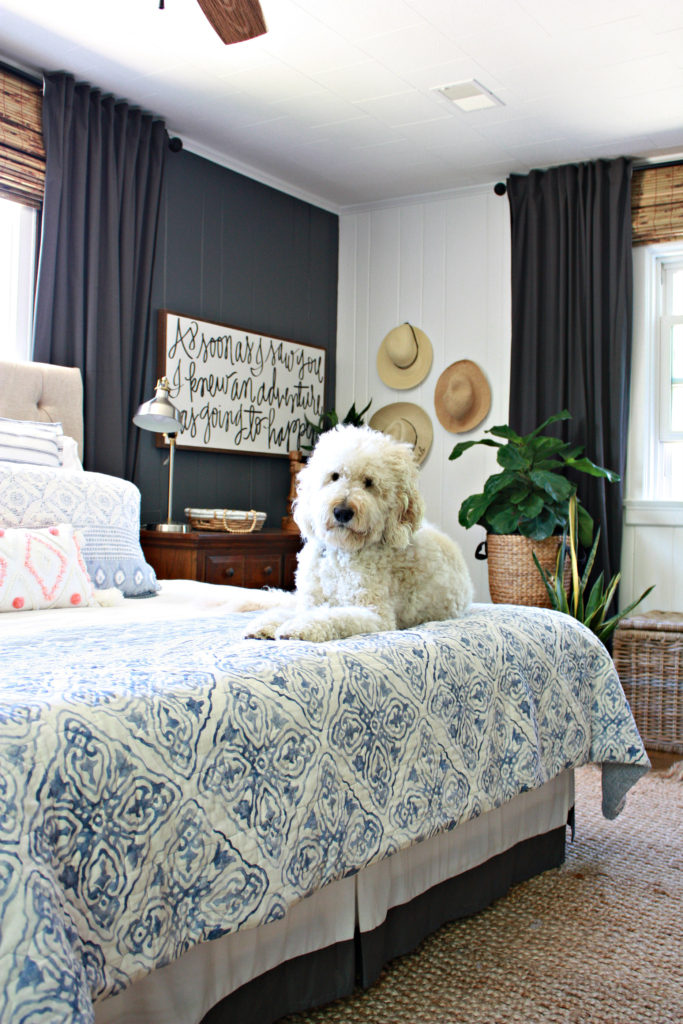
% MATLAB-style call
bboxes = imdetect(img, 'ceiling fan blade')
[196,0,267,45]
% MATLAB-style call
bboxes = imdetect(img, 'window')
[627,242,683,501]
[0,66,45,361]
[0,195,37,361]
[659,258,683,439]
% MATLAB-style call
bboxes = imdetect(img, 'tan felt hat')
[377,323,433,390]
[369,402,433,465]
[434,360,491,433]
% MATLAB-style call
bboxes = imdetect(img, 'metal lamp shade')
[133,378,181,434]
[133,378,189,532]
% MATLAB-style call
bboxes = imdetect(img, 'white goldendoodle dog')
[240,424,472,642]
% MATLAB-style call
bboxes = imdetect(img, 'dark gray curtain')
[33,71,167,479]
[507,157,633,590]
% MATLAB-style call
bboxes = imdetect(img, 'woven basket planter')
[485,534,570,608]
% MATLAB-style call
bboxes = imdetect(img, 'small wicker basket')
[485,533,570,608]
[184,508,266,534]
[613,610,683,753]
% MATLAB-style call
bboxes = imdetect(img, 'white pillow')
[59,435,84,472]
[0,417,63,468]
[0,524,97,612]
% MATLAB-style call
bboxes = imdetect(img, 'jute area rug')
[283,763,683,1024]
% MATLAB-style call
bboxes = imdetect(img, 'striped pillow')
[0,417,63,467]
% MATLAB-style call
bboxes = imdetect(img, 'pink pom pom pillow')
[0,524,97,612]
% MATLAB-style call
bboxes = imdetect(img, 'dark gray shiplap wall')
[134,149,338,526]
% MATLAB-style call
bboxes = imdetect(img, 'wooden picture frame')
[157,310,326,456]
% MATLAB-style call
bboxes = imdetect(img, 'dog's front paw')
[242,611,288,640]
[274,616,335,642]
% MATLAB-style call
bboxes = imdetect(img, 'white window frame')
[0,195,38,362]
[626,242,683,503]
[658,256,683,441]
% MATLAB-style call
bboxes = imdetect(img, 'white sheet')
[0,577,240,635]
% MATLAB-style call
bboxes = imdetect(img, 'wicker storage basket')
[485,533,570,608]
[613,610,683,753]
[184,508,266,534]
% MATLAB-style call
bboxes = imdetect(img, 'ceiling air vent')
[436,80,503,112]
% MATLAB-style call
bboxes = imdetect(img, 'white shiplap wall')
[621,504,683,613]
[337,186,512,603]
[337,186,680,613]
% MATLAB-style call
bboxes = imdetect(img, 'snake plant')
[533,495,654,644]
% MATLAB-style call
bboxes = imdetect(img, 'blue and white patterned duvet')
[0,603,648,1023]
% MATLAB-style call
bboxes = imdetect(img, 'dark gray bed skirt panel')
[357,822,568,988]
[200,824,568,1024]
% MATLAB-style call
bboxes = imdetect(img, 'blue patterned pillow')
[0,465,159,597]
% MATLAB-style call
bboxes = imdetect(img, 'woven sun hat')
[377,323,433,390]
[434,359,491,433]
[369,402,433,465]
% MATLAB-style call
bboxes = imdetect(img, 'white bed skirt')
[96,770,573,1024]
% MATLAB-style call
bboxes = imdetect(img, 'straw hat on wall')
[377,323,433,390]
[434,360,491,433]
[369,402,433,464]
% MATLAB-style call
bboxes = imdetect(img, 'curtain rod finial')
[494,182,507,196]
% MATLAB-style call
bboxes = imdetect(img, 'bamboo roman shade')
[0,69,45,208]
[632,164,683,246]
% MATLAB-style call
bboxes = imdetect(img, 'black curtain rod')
[0,58,42,86]
[633,157,683,171]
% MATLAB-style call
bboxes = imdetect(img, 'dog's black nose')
[333,505,354,525]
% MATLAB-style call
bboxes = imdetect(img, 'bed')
[0,359,650,1024]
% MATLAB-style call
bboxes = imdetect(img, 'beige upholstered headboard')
[0,360,84,460]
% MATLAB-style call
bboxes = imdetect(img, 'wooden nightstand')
[140,529,302,590]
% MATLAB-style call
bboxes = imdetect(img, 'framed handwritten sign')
[157,310,326,456]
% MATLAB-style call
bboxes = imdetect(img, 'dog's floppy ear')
[400,478,425,533]
[383,457,425,548]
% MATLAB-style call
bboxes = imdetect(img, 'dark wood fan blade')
[197,0,267,45]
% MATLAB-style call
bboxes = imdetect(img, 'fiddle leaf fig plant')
[449,410,619,545]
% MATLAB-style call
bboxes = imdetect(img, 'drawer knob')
[224,567,235,578]
[263,565,273,576]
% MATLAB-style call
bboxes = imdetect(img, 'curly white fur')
[242,424,472,642]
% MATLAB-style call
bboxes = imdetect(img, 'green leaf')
[527,409,572,439]
[483,472,515,497]
[528,470,574,502]
[449,438,500,461]
[529,436,572,458]
[518,508,557,539]
[487,424,522,442]
[515,492,545,518]
[487,507,522,534]
[497,445,529,471]
[532,552,561,608]
[343,399,372,425]
[576,503,594,548]
[580,529,601,591]
[506,482,532,503]
[597,585,656,642]
[564,456,620,482]
[458,492,492,529]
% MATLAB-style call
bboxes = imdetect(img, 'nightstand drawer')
[140,529,301,590]
[245,556,281,588]
[204,554,245,586]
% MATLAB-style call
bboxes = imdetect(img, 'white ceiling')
[1,0,682,212]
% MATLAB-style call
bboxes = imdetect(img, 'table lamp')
[133,377,190,533]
